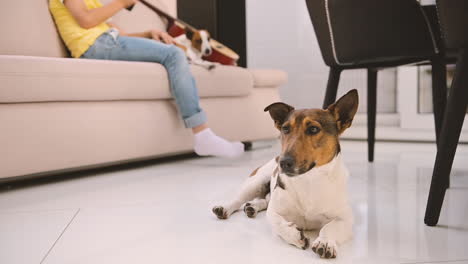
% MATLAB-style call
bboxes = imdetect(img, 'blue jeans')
[81,29,206,128]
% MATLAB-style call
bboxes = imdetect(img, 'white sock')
[194,128,245,158]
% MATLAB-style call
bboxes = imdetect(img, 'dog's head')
[185,29,212,56]
[264,90,359,177]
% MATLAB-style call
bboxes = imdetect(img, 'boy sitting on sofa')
[49,0,244,158]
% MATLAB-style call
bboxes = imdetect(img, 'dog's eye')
[281,125,291,134]
[196,39,202,44]
[306,126,320,135]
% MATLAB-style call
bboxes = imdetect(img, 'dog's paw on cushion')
[212,206,228,219]
[311,237,337,258]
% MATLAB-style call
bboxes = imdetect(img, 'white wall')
[246,0,397,113]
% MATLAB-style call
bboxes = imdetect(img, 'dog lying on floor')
[174,28,217,70]
[212,90,359,259]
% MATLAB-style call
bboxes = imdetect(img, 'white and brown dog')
[212,90,359,259]
[174,28,216,70]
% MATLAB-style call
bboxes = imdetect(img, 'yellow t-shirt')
[49,0,110,58]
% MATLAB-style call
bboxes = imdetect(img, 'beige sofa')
[0,0,286,182]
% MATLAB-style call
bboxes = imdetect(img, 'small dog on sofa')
[212,90,359,259]
[174,28,216,70]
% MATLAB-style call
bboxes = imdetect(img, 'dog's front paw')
[286,226,309,250]
[311,237,337,259]
[212,206,228,219]
[243,203,257,218]
[297,228,310,250]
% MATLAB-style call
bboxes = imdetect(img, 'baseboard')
[342,125,468,143]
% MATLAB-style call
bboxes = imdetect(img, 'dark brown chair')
[425,0,468,226]
[304,0,448,162]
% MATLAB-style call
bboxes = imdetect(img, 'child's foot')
[194,128,244,158]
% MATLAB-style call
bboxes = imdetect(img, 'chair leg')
[323,67,342,109]
[431,55,449,188]
[431,55,447,148]
[367,68,377,162]
[424,49,468,226]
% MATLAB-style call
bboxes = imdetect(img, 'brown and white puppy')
[174,28,216,70]
[212,90,359,259]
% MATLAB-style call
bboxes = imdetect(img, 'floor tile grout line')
[401,259,468,264]
[39,208,81,264]
[0,208,80,215]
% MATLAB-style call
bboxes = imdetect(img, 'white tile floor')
[1,140,468,264]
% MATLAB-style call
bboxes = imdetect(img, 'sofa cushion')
[0,0,176,59]
[0,55,255,103]
[104,0,174,35]
[249,69,288,88]
[0,0,68,58]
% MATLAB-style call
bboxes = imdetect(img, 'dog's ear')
[185,29,194,40]
[264,102,295,130]
[202,30,211,38]
[327,89,359,134]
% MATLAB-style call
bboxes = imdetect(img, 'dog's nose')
[280,156,295,171]
[204,49,211,55]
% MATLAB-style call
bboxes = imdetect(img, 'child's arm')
[107,22,174,44]
[64,0,136,29]
[106,22,149,38]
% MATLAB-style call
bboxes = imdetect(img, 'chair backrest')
[436,0,468,49]
[305,0,438,67]
[0,0,176,58]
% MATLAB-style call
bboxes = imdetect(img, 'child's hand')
[117,0,138,8]
[151,29,175,44]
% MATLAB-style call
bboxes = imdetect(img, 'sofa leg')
[242,141,253,151]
